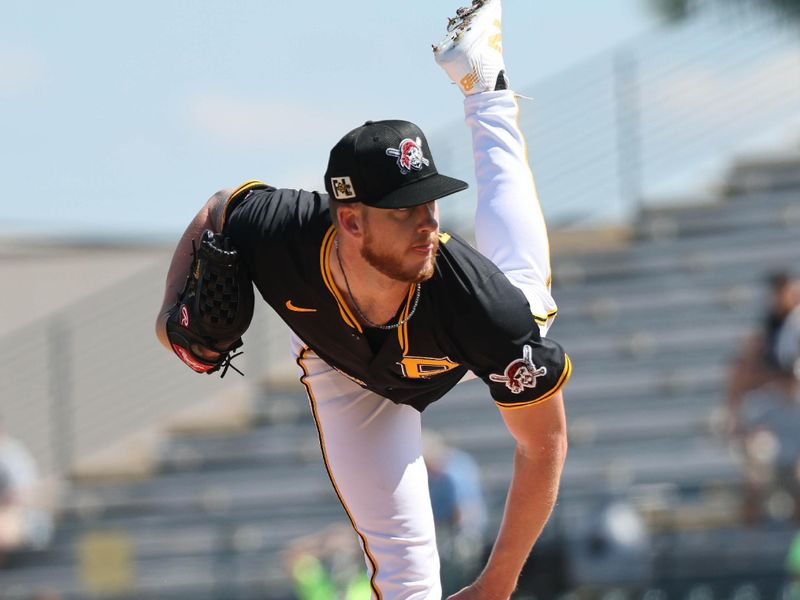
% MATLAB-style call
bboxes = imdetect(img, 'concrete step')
[637,187,800,241]
[553,226,800,286]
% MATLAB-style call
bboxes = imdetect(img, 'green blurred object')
[291,554,337,600]
[788,532,800,600]
[344,572,371,600]
[787,531,800,575]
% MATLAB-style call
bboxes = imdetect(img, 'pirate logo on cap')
[489,345,548,395]
[386,137,430,175]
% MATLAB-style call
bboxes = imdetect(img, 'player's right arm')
[154,189,232,351]
[449,392,567,600]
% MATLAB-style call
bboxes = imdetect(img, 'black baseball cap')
[324,119,468,208]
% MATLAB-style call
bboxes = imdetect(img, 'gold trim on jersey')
[496,353,573,410]
[394,232,451,356]
[396,284,417,354]
[393,236,465,379]
[320,227,363,333]
[219,179,268,232]
[533,308,559,326]
[296,347,383,600]
[395,285,462,379]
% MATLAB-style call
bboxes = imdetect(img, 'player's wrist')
[472,569,517,599]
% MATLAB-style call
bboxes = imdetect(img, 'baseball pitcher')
[156,2,570,598]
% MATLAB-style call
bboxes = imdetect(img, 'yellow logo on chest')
[399,356,460,379]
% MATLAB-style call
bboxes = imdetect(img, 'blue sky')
[1,1,659,239]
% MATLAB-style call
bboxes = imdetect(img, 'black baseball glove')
[166,230,254,377]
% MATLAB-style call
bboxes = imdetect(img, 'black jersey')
[222,181,572,412]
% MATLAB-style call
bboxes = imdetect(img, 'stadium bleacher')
[1,148,798,599]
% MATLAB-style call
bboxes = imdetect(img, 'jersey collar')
[319,226,418,338]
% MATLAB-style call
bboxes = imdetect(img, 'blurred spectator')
[423,431,488,595]
[725,271,800,435]
[739,302,800,523]
[776,304,800,380]
[0,423,54,565]
[282,523,369,600]
[739,379,800,522]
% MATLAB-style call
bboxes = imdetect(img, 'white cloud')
[0,46,46,97]
[187,93,357,149]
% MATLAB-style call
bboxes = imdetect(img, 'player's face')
[361,202,440,283]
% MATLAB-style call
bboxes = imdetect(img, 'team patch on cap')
[386,137,430,175]
[331,176,356,200]
[489,345,548,394]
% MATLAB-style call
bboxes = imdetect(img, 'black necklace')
[334,238,421,330]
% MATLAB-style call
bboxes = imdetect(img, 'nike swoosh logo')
[285,300,317,313]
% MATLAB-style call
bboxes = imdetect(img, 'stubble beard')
[361,232,439,283]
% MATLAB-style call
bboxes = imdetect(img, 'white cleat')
[433,0,507,96]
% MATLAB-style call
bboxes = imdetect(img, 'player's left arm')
[155,188,232,352]
[449,392,567,600]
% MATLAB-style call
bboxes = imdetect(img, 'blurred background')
[2,0,800,598]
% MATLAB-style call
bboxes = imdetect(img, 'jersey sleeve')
[219,180,273,233]
[457,272,572,409]
[220,183,328,266]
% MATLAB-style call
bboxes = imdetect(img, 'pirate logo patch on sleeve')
[489,345,548,394]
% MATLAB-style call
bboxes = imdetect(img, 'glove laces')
[218,350,244,378]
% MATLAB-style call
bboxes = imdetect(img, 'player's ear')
[338,204,364,239]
